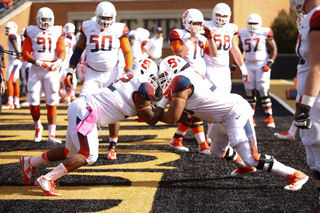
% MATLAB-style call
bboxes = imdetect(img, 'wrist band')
[301,95,315,107]
[156,98,169,109]
[239,64,248,75]
[184,39,194,50]
[35,60,42,67]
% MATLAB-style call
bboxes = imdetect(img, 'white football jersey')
[238,27,273,62]
[166,68,241,123]
[24,25,64,61]
[169,29,207,75]
[203,21,238,67]
[7,33,21,61]
[85,73,155,126]
[296,6,320,74]
[81,20,129,72]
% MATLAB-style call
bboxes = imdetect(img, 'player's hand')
[294,104,312,129]
[262,59,274,72]
[49,59,62,72]
[242,73,249,84]
[35,60,51,70]
[230,64,237,79]
[64,68,74,88]
[201,25,212,39]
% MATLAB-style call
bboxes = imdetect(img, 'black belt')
[298,58,305,65]
[108,85,116,92]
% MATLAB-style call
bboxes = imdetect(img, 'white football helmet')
[247,13,262,33]
[5,21,18,36]
[130,58,158,90]
[158,56,188,91]
[212,3,231,27]
[36,7,54,30]
[64,23,75,34]
[290,0,306,15]
[95,1,117,29]
[296,13,306,31]
[182,9,205,32]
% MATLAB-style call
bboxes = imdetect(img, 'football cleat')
[20,156,38,185]
[2,103,14,110]
[20,101,30,106]
[14,103,20,109]
[274,131,295,141]
[35,176,61,196]
[47,135,62,144]
[107,148,117,160]
[34,125,43,143]
[264,116,275,128]
[231,166,257,177]
[169,138,189,152]
[284,170,309,191]
[199,142,211,155]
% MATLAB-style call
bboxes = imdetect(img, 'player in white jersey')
[158,55,309,189]
[204,3,249,93]
[290,0,320,202]
[64,1,133,160]
[19,28,32,107]
[204,3,249,144]
[22,7,66,144]
[2,21,22,110]
[274,13,307,142]
[167,8,217,154]
[60,23,77,105]
[238,13,278,128]
[129,34,143,61]
[20,58,164,197]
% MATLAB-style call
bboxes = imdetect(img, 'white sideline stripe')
[269,92,295,115]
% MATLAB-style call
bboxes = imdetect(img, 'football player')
[158,55,309,189]
[2,21,22,110]
[64,1,133,160]
[203,3,249,144]
[22,7,66,143]
[20,58,164,196]
[167,8,217,154]
[290,0,320,202]
[238,13,278,128]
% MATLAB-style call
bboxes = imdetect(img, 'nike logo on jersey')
[236,115,241,119]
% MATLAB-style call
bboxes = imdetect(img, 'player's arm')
[135,93,164,126]
[266,37,277,62]
[120,36,133,71]
[160,87,191,124]
[230,36,248,83]
[9,35,22,60]
[69,32,87,70]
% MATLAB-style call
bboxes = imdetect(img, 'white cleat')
[34,126,43,143]
[20,156,37,185]
[231,166,257,177]
[199,142,211,155]
[35,176,61,196]
[284,171,309,191]
[274,131,295,141]
[169,139,189,152]
[47,135,62,144]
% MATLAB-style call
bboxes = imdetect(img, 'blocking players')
[238,13,278,128]
[64,1,133,160]
[158,55,309,190]
[22,7,66,143]
[20,58,163,196]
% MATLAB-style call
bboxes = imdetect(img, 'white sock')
[270,161,297,177]
[48,124,56,136]
[44,163,69,181]
[34,120,42,129]
[288,121,297,136]
[30,151,50,167]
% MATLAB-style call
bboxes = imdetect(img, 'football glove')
[242,73,249,84]
[35,60,51,70]
[262,59,274,72]
[201,25,213,39]
[294,104,312,129]
[49,59,62,72]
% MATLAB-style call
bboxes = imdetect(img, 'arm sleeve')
[22,36,33,62]
[120,36,133,70]
[57,36,66,59]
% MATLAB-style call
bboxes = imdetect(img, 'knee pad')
[257,89,269,98]
[223,146,237,161]
[256,154,275,172]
